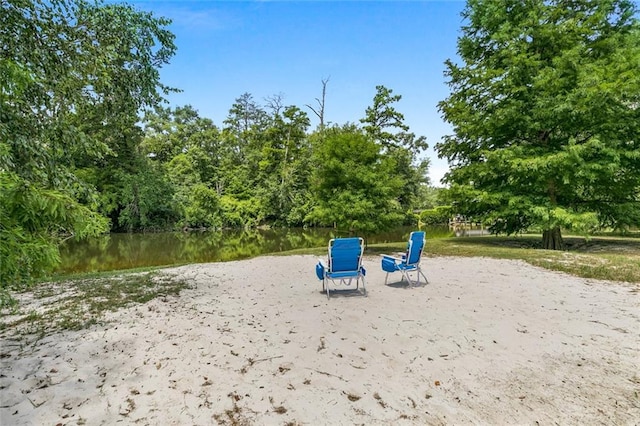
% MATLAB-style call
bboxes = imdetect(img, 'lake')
[56,226,454,274]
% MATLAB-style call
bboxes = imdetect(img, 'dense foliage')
[138,88,430,233]
[1,1,432,294]
[1,0,176,296]
[420,206,453,226]
[306,125,404,233]
[438,0,640,249]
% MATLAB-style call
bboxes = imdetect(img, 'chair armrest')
[380,254,403,261]
[318,259,328,268]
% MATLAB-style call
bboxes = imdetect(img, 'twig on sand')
[250,355,283,365]
[306,368,347,382]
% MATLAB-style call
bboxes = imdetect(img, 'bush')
[420,206,452,225]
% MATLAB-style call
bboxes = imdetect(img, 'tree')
[117,165,178,231]
[306,77,330,129]
[361,85,428,153]
[223,93,270,154]
[220,93,269,199]
[140,105,225,229]
[415,186,446,210]
[438,0,640,249]
[360,85,430,217]
[306,125,404,233]
[257,105,311,225]
[1,0,176,294]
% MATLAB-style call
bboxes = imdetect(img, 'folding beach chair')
[380,231,428,286]
[315,237,367,299]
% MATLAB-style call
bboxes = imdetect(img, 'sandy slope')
[1,255,639,425]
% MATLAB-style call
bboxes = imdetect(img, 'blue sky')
[128,0,467,185]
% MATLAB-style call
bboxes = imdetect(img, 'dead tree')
[306,77,329,129]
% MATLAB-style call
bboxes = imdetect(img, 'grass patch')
[275,234,640,283]
[42,265,174,284]
[1,272,190,340]
[366,235,640,284]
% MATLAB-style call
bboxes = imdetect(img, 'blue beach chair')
[315,237,367,299]
[380,231,428,287]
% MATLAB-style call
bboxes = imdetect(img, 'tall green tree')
[361,85,428,153]
[72,2,178,231]
[258,105,312,225]
[306,125,404,233]
[221,93,269,198]
[438,0,640,249]
[141,105,223,229]
[1,0,176,293]
[360,85,430,218]
[211,94,271,227]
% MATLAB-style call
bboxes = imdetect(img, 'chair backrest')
[328,237,364,273]
[405,231,425,266]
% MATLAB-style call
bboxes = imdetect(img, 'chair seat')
[397,264,418,271]
[326,268,365,279]
[382,258,418,272]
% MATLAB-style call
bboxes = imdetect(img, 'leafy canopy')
[306,125,404,233]
[438,0,640,248]
[1,0,176,293]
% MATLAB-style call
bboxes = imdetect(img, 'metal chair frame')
[381,231,428,287]
[318,237,367,299]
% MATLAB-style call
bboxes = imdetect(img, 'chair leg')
[400,270,411,287]
[409,270,428,286]
[384,272,389,286]
[324,276,367,299]
[324,277,330,299]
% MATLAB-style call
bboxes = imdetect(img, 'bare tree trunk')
[542,227,564,250]
[306,77,329,129]
[543,168,564,250]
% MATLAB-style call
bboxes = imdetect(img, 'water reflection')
[57,226,453,274]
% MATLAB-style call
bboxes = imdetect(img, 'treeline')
[0,0,441,294]
[93,88,436,233]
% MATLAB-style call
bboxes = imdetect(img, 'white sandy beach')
[1,255,639,425]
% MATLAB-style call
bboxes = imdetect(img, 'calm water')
[56,226,453,274]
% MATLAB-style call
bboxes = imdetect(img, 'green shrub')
[420,206,452,225]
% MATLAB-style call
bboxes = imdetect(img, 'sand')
[1,255,639,425]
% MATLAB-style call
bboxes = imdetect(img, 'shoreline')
[1,255,638,424]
